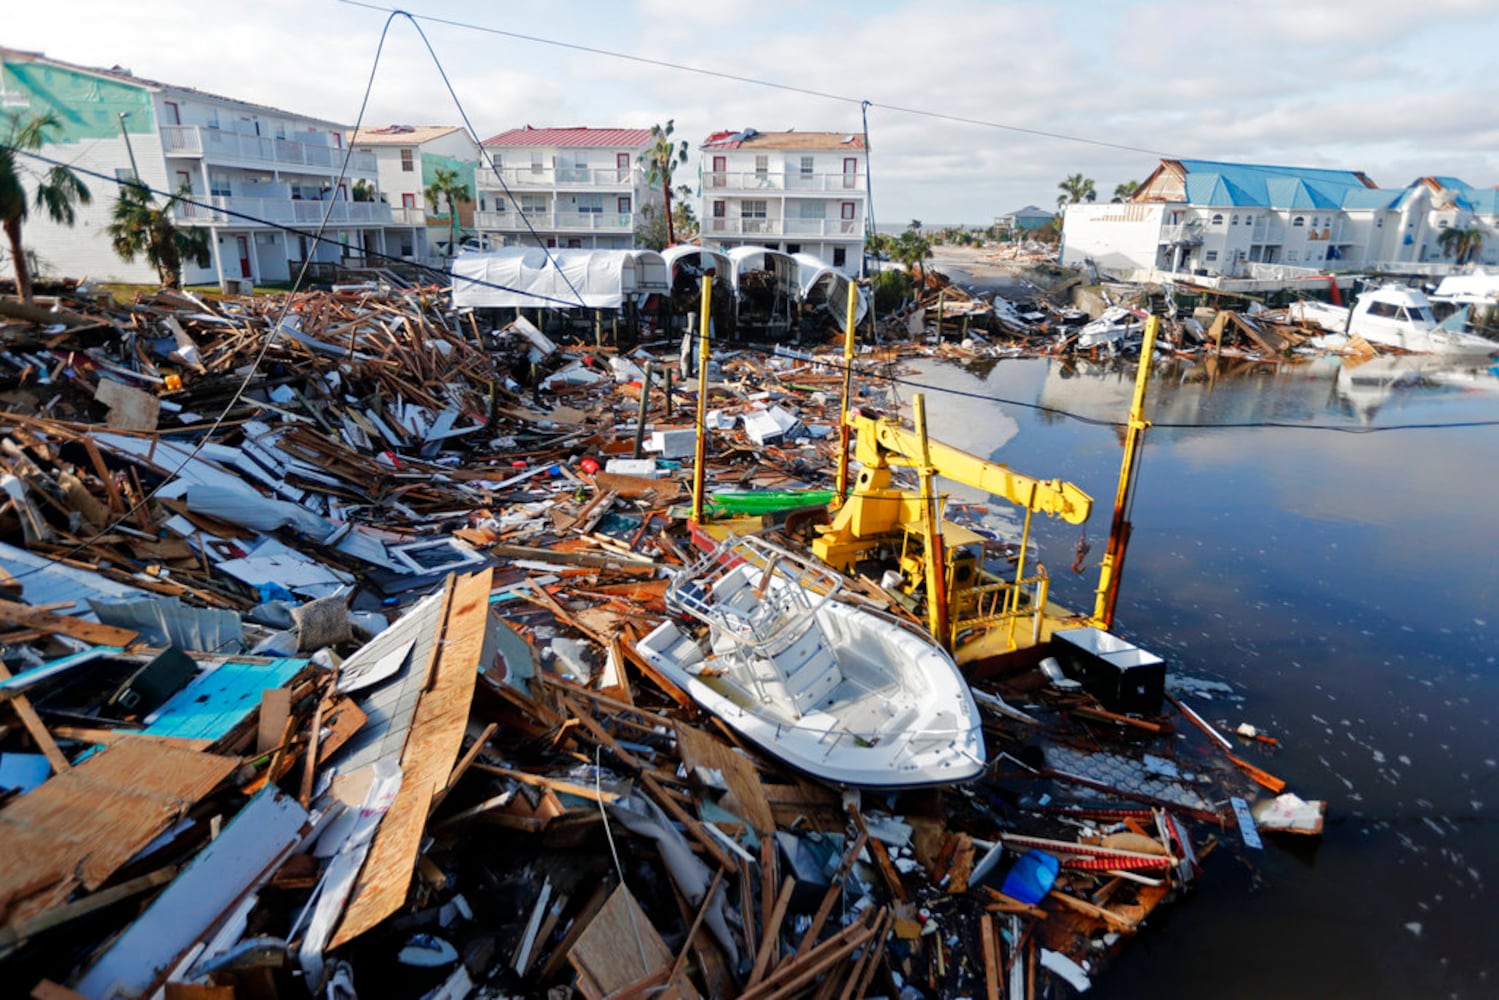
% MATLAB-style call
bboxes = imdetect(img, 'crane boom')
[860,413,1092,525]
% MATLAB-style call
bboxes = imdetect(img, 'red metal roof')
[482,126,653,148]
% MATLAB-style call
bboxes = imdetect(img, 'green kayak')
[704,490,835,516]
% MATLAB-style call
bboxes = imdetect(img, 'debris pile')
[0,282,1322,998]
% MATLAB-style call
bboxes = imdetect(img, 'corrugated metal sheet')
[482,126,651,148]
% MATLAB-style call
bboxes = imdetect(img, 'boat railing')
[951,569,1051,651]
[762,718,985,763]
[667,534,845,658]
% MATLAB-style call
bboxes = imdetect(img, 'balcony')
[481,166,636,189]
[173,195,394,227]
[473,210,633,232]
[389,206,427,226]
[782,218,862,237]
[160,125,378,175]
[702,170,863,194]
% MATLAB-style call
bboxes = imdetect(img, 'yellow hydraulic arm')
[812,405,1093,575]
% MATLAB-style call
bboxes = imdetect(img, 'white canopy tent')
[451,248,668,310]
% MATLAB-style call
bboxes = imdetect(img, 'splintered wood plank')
[0,737,239,928]
[569,883,697,1000]
[674,722,776,837]
[0,599,139,647]
[0,661,69,774]
[330,568,492,948]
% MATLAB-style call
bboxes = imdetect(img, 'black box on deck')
[1052,627,1165,714]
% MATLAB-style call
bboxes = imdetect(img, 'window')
[1367,301,1401,318]
[163,100,180,125]
[754,155,768,179]
[567,239,583,248]
[209,173,232,197]
[576,195,603,214]
[712,201,726,218]
[1205,250,1219,262]
[841,202,856,220]
[115,166,138,183]
[617,196,631,214]
[800,156,814,175]
[401,193,416,209]
[176,170,192,194]
[400,149,414,172]
[833,248,846,267]
[1231,215,1239,225]
[530,152,544,175]
[1438,220,1450,229]
[520,194,547,214]
[786,243,801,254]
[1376,218,1383,228]
[1287,250,1299,262]
[1211,213,1224,226]
[400,239,414,257]
[1292,216,1305,227]
[741,200,767,218]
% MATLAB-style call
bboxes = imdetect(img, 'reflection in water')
[907,355,1499,1000]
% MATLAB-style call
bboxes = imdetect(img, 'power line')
[1,146,592,309]
[334,0,1177,159]
[0,11,404,583]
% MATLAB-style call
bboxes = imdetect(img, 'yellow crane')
[810,314,1161,669]
[811,393,1094,667]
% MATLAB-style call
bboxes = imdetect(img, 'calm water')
[909,353,1499,999]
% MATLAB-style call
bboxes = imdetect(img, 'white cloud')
[7,0,1499,223]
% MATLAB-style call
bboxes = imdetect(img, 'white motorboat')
[1291,284,1499,355]
[635,534,985,788]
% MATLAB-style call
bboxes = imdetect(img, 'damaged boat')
[1292,283,1499,355]
[636,534,985,788]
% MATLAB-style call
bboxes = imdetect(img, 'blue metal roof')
[1174,159,1373,210]
[1341,188,1405,210]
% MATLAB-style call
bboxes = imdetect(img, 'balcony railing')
[160,125,378,174]
[702,170,862,193]
[389,206,427,226]
[473,210,633,232]
[782,218,862,237]
[173,196,393,226]
[481,166,636,189]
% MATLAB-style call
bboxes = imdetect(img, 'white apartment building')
[698,129,868,276]
[1061,159,1499,280]
[348,125,480,264]
[1,48,403,289]
[472,127,657,250]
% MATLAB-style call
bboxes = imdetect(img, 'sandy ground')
[926,244,1061,298]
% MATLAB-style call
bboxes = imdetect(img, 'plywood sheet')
[569,883,691,1000]
[0,737,238,927]
[330,568,492,947]
[675,722,775,836]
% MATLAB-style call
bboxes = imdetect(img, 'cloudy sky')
[8,0,1498,224]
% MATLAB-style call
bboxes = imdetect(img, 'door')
[235,236,252,278]
[617,152,630,183]
[711,156,727,188]
[843,158,858,189]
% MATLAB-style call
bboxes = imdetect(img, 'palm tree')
[1112,180,1140,203]
[107,180,212,289]
[892,221,932,285]
[424,166,472,259]
[1056,173,1097,210]
[1,112,92,304]
[640,120,689,246]
[1438,226,1484,265]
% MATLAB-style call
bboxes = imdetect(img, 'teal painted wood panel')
[144,657,307,741]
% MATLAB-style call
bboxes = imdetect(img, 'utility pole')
[117,112,140,183]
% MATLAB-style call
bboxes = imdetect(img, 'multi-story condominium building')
[0,48,404,289]
[1061,159,1499,279]
[698,129,868,276]
[472,127,657,250]
[347,125,480,263]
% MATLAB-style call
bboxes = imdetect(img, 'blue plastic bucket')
[1000,849,1060,905]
